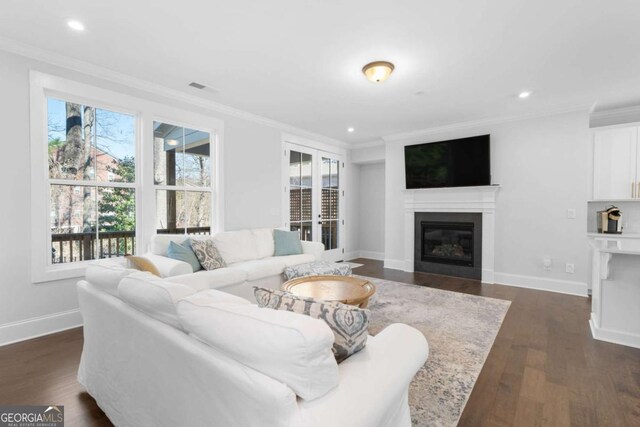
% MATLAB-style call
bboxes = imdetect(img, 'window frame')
[46,95,140,266]
[30,72,224,283]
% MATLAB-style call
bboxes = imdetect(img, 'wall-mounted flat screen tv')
[404,135,491,189]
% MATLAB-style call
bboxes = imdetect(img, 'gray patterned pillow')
[190,239,226,270]
[254,287,369,362]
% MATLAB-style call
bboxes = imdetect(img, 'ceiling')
[2,0,640,144]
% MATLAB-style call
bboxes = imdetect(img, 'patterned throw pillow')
[190,239,226,270]
[254,287,370,362]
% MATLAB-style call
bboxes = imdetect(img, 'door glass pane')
[289,150,313,241]
[50,185,97,263]
[321,157,339,250]
[321,221,338,251]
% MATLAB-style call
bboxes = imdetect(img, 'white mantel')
[403,185,500,283]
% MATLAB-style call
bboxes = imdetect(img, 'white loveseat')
[141,228,324,301]
[77,268,430,427]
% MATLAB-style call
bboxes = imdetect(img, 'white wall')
[357,163,386,259]
[384,110,590,295]
[0,49,344,344]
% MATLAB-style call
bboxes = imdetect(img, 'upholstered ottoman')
[283,261,352,280]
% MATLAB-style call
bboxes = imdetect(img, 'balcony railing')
[51,227,211,264]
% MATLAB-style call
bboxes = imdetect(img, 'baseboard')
[384,258,406,271]
[358,251,385,261]
[0,309,83,347]
[493,272,588,297]
[590,315,640,349]
[343,251,360,261]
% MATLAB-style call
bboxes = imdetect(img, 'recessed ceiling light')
[67,20,85,31]
[518,91,532,99]
[166,139,179,146]
[362,61,395,83]
[347,127,355,133]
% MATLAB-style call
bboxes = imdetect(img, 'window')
[47,98,136,264]
[154,122,213,236]
[31,72,223,282]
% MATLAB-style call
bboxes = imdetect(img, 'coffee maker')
[597,205,623,234]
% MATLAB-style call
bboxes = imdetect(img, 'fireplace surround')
[414,212,483,279]
[402,185,499,283]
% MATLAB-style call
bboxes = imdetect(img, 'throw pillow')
[274,229,303,256]
[190,239,226,270]
[167,239,202,272]
[254,287,370,362]
[125,255,161,276]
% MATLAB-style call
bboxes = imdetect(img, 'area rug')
[342,261,364,269]
[360,276,511,427]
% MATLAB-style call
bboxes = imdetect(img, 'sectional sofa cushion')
[167,268,247,291]
[254,287,370,362]
[278,253,317,267]
[212,230,259,264]
[177,291,339,400]
[167,239,202,272]
[274,229,303,256]
[251,228,275,259]
[118,272,198,329]
[85,263,138,296]
[190,239,226,271]
[227,258,287,281]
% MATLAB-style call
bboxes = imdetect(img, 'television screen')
[404,135,490,189]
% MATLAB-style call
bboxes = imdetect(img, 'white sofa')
[77,269,430,427]
[141,228,325,301]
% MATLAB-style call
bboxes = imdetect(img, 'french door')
[285,144,345,261]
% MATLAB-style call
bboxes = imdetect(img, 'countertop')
[589,238,640,255]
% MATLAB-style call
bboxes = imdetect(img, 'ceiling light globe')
[362,61,395,83]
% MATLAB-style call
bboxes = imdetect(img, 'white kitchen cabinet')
[593,126,640,200]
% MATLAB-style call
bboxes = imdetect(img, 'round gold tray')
[282,275,375,308]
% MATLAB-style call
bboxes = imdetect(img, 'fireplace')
[414,213,482,280]
[422,222,474,266]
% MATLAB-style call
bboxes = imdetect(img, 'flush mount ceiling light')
[347,127,355,133]
[362,61,395,83]
[166,139,179,146]
[518,91,532,99]
[67,20,85,31]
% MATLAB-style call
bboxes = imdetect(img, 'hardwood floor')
[352,259,640,427]
[0,259,638,426]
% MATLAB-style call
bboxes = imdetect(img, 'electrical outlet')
[543,256,552,271]
[565,263,575,274]
[567,209,577,219]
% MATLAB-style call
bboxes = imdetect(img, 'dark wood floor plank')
[0,258,638,426]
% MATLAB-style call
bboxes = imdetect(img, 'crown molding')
[382,103,592,143]
[0,36,349,149]
[589,104,640,128]
[350,139,386,149]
